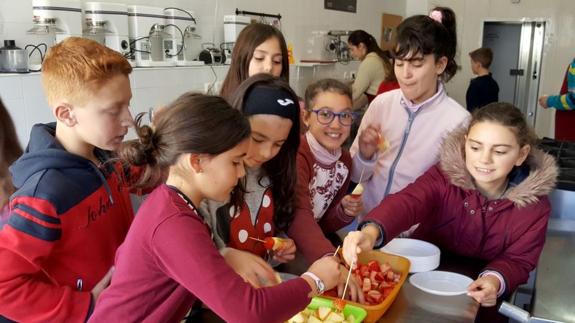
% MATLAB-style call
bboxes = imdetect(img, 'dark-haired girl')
[220,23,289,100]
[89,93,340,323]
[350,15,469,220]
[344,102,557,307]
[347,30,390,108]
[202,74,303,283]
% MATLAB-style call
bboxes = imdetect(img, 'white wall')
[0,0,403,146]
[426,0,575,138]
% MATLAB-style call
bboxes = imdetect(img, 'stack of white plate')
[380,238,440,273]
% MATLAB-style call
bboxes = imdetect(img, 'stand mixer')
[28,0,83,44]
[163,8,203,66]
[127,5,171,67]
[83,2,130,58]
[223,15,251,65]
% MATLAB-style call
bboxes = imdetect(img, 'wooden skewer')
[248,237,265,243]
[341,259,355,301]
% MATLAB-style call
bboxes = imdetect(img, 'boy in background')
[0,37,135,322]
[466,47,499,113]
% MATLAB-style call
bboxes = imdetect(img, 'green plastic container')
[306,297,367,322]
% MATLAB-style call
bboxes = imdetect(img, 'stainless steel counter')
[376,252,482,322]
[377,279,478,322]
[531,219,575,323]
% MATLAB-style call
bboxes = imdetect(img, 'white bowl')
[409,271,473,296]
[380,238,440,273]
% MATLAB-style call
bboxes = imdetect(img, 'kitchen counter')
[194,252,482,323]
[531,218,575,323]
[377,280,478,323]
[377,253,481,323]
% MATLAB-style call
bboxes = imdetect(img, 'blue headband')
[243,86,299,123]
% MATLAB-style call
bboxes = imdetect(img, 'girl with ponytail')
[347,30,391,107]
[349,14,470,223]
[89,93,340,322]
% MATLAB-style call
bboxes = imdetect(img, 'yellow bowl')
[326,250,410,323]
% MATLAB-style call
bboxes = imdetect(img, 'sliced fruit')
[362,277,371,292]
[317,306,332,320]
[378,134,389,152]
[351,183,364,197]
[325,311,345,322]
[333,298,346,312]
[308,315,323,323]
[262,237,289,251]
[287,312,305,323]
[367,260,381,272]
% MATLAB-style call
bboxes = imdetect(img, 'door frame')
[478,18,549,127]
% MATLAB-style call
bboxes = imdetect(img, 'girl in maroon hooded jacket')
[343,102,558,307]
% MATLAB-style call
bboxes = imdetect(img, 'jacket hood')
[9,123,109,189]
[439,126,558,207]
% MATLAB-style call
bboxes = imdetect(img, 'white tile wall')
[1,61,359,145]
[1,0,383,146]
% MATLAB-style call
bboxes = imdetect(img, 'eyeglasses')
[309,108,357,126]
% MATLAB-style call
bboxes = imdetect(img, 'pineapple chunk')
[317,306,332,320]
[351,183,364,196]
[308,315,323,323]
[302,308,314,316]
[325,311,345,322]
[287,312,305,323]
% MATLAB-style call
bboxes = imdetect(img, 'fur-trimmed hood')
[439,126,558,207]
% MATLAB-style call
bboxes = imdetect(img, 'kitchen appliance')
[301,30,338,63]
[83,2,130,57]
[28,0,83,44]
[127,5,171,67]
[223,15,251,64]
[0,40,29,73]
[327,30,351,62]
[163,8,203,66]
[198,46,224,65]
[220,42,234,64]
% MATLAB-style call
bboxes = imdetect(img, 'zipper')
[383,109,418,197]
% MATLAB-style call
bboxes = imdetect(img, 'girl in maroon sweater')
[343,102,557,307]
[291,79,363,261]
[89,93,340,323]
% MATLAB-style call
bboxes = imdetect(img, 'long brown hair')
[119,93,251,194]
[0,98,23,207]
[219,23,289,100]
[230,74,300,232]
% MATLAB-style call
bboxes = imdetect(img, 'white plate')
[409,271,474,296]
[380,238,440,273]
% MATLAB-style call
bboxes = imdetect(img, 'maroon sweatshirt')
[289,136,354,262]
[89,184,312,323]
[363,127,558,295]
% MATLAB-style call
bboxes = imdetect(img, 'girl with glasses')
[286,79,366,302]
